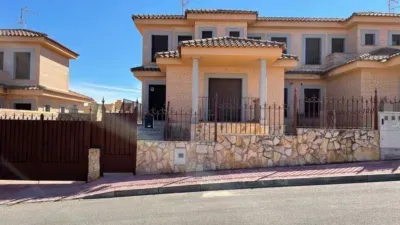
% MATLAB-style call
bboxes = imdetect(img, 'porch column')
[259,59,267,123]
[192,57,199,118]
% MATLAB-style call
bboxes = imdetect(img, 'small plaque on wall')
[174,148,186,165]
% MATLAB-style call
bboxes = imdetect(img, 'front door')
[209,78,242,122]
[148,85,166,120]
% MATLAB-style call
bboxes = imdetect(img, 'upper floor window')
[331,38,345,53]
[305,38,321,65]
[0,52,3,70]
[201,31,213,39]
[14,52,31,79]
[229,31,240,37]
[392,34,400,46]
[271,37,288,54]
[365,33,375,45]
[177,35,192,44]
[151,35,169,62]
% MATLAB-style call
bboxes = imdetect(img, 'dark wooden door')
[148,85,166,120]
[209,78,242,122]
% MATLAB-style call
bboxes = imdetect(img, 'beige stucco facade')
[131,10,400,129]
[0,32,93,112]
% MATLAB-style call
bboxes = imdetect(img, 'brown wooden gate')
[91,112,137,174]
[0,118,90,181]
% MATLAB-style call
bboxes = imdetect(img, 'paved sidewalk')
[1,160,400,205]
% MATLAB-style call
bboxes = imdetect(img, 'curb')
[82,173,400,199]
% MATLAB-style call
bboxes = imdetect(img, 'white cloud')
[70,82,141,103]
[80,82,141,93]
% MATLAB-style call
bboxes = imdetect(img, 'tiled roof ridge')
[178,36,286,48]
[258,16,345,22]
[132,9,400,22]
[0,28,78,57]
[0,28,48,37]
[185,9,258,15]
[288,47,400,75]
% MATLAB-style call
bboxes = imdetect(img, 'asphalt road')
[2,181,400,225]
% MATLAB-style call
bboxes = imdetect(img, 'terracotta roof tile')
[130,66,161,72]
[257,17,344,22]
[0,29,78,57]
[154,50,180,58]
[0,29,47,37]
[132,14,184,20]
[179,36,285,48]
[289,48,400,75]
[278,54,299,60]
[357,48,400,62]
[133,9,400,22]
[352,12,400,17]
[185,9,257,15]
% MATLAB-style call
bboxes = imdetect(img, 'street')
[1,181,400,225]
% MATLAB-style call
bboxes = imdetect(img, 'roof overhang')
[326,57,400,77]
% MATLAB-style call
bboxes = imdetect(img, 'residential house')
[130,9,400,130]
[0,29,93,113]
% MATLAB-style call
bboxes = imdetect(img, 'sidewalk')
[1,160,400,205]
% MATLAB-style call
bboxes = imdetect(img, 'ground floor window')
[60,106,66,113]
[45,105,51,112]
[14,103,32,110]
[304,88,320,117]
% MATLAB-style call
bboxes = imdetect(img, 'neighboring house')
[130,9,400,123]
[0,29,93,113]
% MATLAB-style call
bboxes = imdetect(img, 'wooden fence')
[0,110,138,181]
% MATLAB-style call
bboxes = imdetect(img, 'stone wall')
[195,122,284,141]
[136,129,380,175]
[87,148,100,182]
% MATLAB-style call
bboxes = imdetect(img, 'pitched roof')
[185,9,257,15]
[279,54,299,60]
[179,36,286,49]
[132,9,400,23]
[0,29,78,57]
[130,65,161,72]
[154,50,180,58]
[351,12,400,17]
[356,47,400,62]
[131,14,184,20]
[288,48,400,75]
[152,50,297,61]
[257,17,344,22]
[0,83,93,101]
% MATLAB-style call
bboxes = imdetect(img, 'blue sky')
[1,0,391,103]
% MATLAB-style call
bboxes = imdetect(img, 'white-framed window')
[392,34,400,46]
[361,30,380,46]
[226,28,244,38]
[60,106,66,113]
[14,52,31,79]
[198,27,216,39]
[11,48,34,80]
[389,31,400,46]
